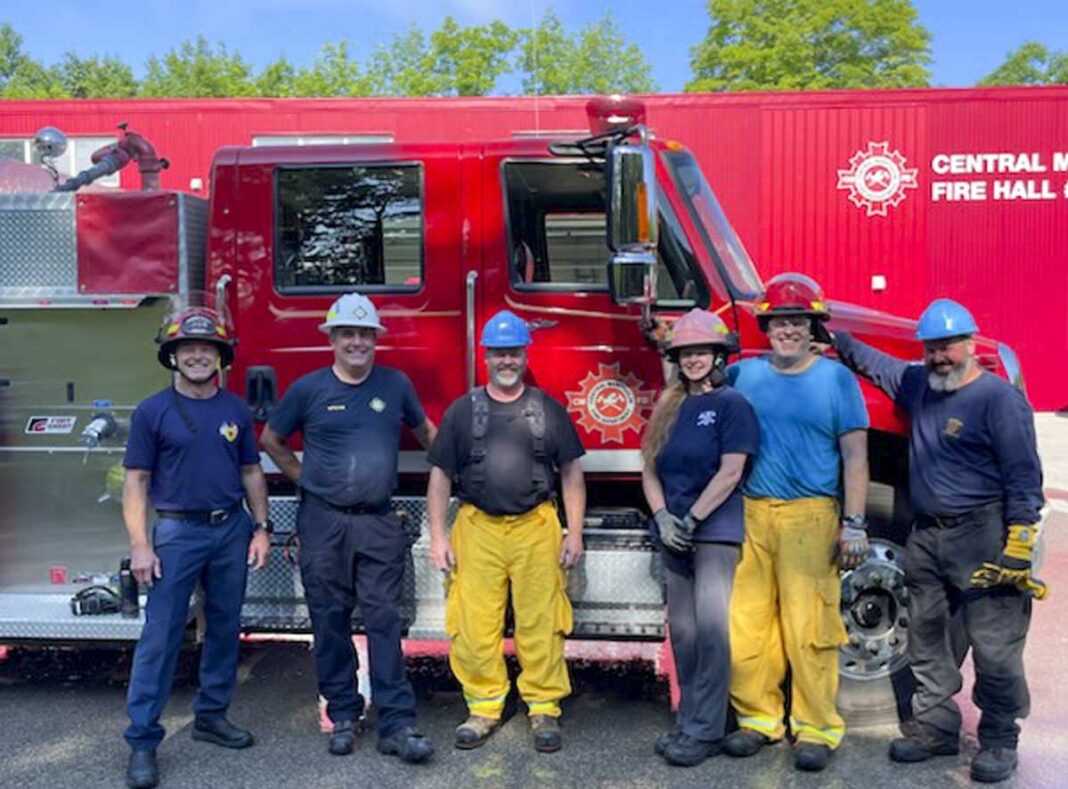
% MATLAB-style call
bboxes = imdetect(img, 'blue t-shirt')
[655,387,759,543]
[729,356,869,500]
[268,365,426,509]
[124,387,259,511]
[835,331,1044,523]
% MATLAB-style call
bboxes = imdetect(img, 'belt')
[915,501,1001,529]
[301,489,390,516]
[156,503,240,525]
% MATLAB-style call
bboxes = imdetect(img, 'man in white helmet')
[261,292,437,763]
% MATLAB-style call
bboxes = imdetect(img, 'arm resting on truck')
[427,465,455,572]
[123,469,161,585]
[559,459,586,569]
[259,425,302,485]
[834,330,912,402]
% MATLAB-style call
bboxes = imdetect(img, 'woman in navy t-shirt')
[641,309,759,767]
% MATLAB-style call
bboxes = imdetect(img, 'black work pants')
[297,498,416,737]
[905,503,1032,749]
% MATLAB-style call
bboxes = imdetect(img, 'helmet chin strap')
[682,352,728,391]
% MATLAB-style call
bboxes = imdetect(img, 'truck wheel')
[837,538,914,726]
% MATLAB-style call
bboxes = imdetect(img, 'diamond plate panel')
[0,592,146,641]
[0,193,77,293]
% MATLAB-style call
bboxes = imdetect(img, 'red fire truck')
[0,96,1029,722]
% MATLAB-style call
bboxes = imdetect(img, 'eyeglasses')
[767,316,810,330]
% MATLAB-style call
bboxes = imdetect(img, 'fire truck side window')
[275,164,423,292]
[503,160,703,306]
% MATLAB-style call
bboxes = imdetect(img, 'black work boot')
[530,714,563,753]
[454,715,500,749]
[794,742,832,772]
[722,728,774,757]
[663,734,720,767]
[377,726,434,763]
[654,727,681,756]
[888,721,959,763]
[329,720,355,755]
[971,747,1018,783]
[126,749,159,789]
[191,717,254,749]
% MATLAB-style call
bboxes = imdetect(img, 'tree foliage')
[687,0,932,92]
[141,36,255,97]
[979,41,1068,86]
[59,54,137,98]
[517,11,656,95]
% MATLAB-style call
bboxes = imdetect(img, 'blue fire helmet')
[480,310,532,348]
[916,299,978,342]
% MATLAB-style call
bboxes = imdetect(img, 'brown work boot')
[454,715,499,750]
[530,714,562,753]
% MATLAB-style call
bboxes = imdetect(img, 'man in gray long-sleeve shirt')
[832,298,1044,785]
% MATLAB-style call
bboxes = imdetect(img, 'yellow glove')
[1002,524,1038,564]
[970,562,1048,600]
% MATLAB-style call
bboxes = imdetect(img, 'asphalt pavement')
[2,413,1067,789]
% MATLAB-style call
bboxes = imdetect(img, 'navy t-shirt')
[268,366,426,509]
[835,331,1044,523]
[654,387,760,543]
[124,387,259,511]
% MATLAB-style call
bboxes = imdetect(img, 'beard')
[927,359,971,392]
[490,368,522,388]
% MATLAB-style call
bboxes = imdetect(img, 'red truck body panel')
[3,89,1064,409]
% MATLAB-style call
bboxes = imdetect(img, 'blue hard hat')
[480,310,532,348]
[916,299,978,341]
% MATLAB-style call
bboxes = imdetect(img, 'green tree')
[687,0,932,92]
[254,56,297,97]
[431,17,517,96]
[979,41,1068,86]
[141,36,254,97]
[367,26,447,96]
[0,22,66,98]
[517,10,655,95]
[58,53,137,98]
[293,41,372,96]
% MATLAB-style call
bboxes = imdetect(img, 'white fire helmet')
[318,293,387,335]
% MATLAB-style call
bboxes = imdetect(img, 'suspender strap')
[467,386,551,497]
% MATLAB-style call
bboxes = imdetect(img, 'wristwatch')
[841,514,868,530]
[254,519,275,535]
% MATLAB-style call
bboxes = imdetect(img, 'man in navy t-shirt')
[261,292,436,764]
[834,299,1044,784]
[123,303,271,789]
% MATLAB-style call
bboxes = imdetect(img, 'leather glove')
[837,523,871,570]
[970,523,1048,599]
[654,509,693,553]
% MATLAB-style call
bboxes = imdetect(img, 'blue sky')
[3,1,1067,91]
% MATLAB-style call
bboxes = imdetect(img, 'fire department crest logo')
[565,363,655,444]
[219,422,239,442]
[837,141,919,216]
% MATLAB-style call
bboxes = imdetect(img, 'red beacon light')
[585,95,647,135]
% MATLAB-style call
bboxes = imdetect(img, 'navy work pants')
[125,510,252,750]
[663,542,740,742]
[297,498,416,736]
[906,503,1032,749]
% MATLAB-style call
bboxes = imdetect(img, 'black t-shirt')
[428,387,586,516]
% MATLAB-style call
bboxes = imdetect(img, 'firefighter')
[832,299,1045,784]
[260,292,436,763]
[723,273,870,772]
[641,309,759,767]
[426,310,586,752]
[123,300,271,789]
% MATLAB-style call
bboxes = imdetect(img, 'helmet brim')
[318,321,387,336]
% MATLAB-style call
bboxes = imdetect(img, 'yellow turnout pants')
[446,500,573,719]
[729,496,848,748]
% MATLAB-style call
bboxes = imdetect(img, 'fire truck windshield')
[662,150,763,300]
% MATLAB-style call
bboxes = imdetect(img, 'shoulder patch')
[219,422,239,442]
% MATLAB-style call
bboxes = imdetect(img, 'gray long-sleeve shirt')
[834,331,1044,524]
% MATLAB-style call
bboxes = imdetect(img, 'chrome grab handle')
[215,274,233,388]
[465,271,478,391]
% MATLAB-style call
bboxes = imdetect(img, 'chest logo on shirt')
[369,397,386,413]
[327,404,346,412]
[944,417,964,439]
[565,362,656,444]
[218,422,239,443]
[696,410,717,427]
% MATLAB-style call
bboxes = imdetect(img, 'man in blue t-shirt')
[722,274,870,773]
[833,299,1044,784]
[123,303,271,789]
[261,292,436,764]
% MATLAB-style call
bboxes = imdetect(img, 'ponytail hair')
[641,381,688,467]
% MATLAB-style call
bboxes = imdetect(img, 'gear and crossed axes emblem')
[837,141,919,217]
